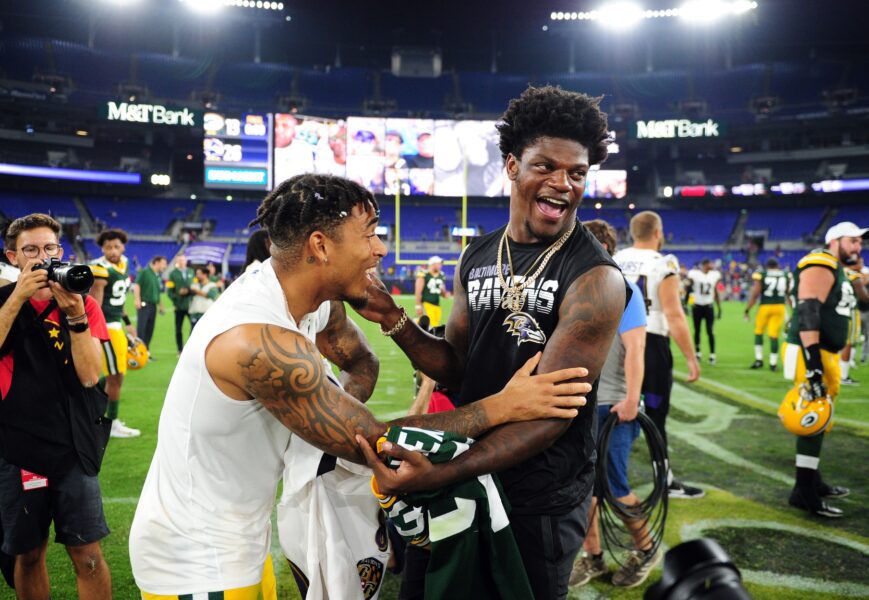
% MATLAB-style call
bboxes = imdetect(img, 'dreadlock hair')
[249,174,379,262]
[497,85,610,166]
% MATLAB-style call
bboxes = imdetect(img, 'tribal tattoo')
[316,301,379,402]
[240,324,384,463]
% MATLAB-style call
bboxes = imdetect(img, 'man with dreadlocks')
[129,173,590,599]
[356,85,626,599]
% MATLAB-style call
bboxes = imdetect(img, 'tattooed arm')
[316,300,379,403]
[360,265,626,493]
[207,323,590,465]
[355,255,469,389]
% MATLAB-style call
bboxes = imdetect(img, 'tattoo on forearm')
[392,402,491,439]
[239,326,382,461]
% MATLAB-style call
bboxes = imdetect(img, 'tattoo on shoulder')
[238,325,376,458]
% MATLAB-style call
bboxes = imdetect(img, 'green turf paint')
[669,383,793,485]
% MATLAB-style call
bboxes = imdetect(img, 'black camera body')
[33,258,94,294]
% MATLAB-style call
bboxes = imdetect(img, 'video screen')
[273,114,347,185]
[585,169,627,199]
[346,117,386,192]
[433,120,510,197]
[203,112,272,190]
[383,119,434,195]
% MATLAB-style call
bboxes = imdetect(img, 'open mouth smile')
[535,196,569,219]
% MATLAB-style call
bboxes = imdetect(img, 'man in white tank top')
[612,211,704,500]
[130,174,592,599]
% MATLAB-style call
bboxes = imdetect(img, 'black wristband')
[68,320,89,334]
[122,314,132,326]
[802,343,823,376]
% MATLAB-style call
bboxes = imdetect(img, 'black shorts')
[0,458,109,555]
[642,332,673,411]
[510,500,592,600]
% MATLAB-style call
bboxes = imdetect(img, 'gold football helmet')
[126,334,149,371]
[778,385,833,436]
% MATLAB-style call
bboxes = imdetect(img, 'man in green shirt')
[134,255,168,355]
[166,254,195,354]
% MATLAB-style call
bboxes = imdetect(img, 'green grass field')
[16,297,869,599]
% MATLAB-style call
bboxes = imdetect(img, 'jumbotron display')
[203,112,625,199]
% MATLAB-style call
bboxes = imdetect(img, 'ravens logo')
[502,312,547,346]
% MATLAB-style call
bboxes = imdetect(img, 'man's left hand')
[354,275,402,326]
[49,281,85,318]
[357,434,438,495]
[610,398,639,422]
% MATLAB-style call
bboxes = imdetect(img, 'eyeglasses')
[20,244,61,258]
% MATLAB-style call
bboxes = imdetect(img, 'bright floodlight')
[179,0,224,15]
[679,0,729,22]
[597,2,645,29]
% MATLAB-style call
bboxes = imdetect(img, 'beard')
[837,244,860,266]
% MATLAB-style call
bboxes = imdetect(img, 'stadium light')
[179,0,224,16]
[549,1,758,23]
[597,2,644,29]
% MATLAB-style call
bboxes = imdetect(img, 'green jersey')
[167,267,195,312]
[786,249,856,352]
[134,266,162,304]
[418,270,446,306]
[752,268,792,305]
[90,256,132,324]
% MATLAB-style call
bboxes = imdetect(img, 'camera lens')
[53,264,95,294]
[645,539,751,600]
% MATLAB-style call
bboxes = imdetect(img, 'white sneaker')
[110,420,141,438]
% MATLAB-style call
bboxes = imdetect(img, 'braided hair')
[497,85,610,166]
[249,174,379,261]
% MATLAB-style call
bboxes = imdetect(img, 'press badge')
[21,469,48,491]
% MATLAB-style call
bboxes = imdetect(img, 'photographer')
[0,213,112,599]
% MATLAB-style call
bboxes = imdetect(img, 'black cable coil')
[595,410,669,566]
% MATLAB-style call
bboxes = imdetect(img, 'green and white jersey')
[786,249,855,353]
[417,269,446,305]
[752,268,792,305]
[90,256,131,324]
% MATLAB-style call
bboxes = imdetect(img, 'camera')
[645,538,751,600]
[33,258,94,294]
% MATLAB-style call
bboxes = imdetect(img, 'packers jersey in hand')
[90,256,132,324]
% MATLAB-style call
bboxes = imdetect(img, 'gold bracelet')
[381,307,408,337]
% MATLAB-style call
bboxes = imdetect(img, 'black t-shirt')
[458,222,620,515]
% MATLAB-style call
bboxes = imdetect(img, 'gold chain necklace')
[496,222,576,313]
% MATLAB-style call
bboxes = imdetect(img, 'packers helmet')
[778,386,833,436]
[126,335,149,371]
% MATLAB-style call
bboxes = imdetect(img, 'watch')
[68,320,89,333]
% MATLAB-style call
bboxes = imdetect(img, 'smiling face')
[327,202,387,309]
[505,136,590,244]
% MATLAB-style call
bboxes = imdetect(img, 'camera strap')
[34,299,59,324]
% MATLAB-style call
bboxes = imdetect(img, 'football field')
[20,298,869,599]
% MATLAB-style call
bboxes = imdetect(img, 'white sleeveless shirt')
[130,259,331,595]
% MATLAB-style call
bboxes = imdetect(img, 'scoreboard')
[203,112,273,190]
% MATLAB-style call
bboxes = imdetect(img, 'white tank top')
[613,247,679,337]
[130,259,331,595]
